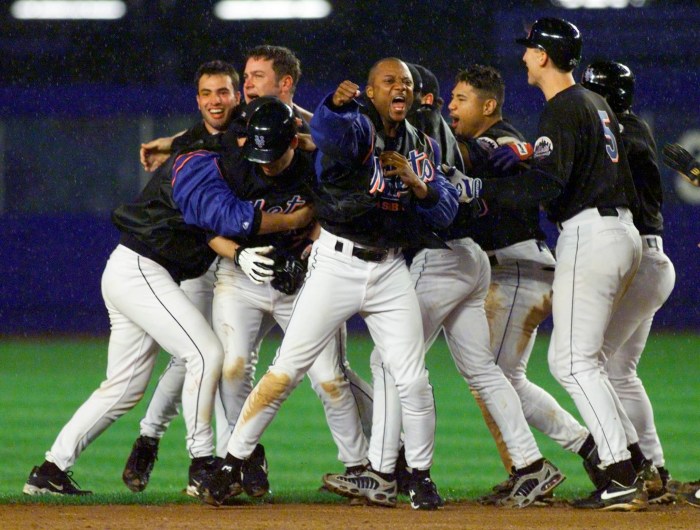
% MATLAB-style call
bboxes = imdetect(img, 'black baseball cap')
[406,63,424,94]
[413,64,440,98]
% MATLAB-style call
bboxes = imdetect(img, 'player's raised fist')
[332,81,361,108]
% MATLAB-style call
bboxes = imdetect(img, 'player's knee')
[222,355,249,383]
[310,376,350,404]
[395,374,434,411]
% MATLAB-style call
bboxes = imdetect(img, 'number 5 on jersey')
[598,110,619,163]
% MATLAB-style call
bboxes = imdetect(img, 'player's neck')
[541,72,576,101]
[474,116,501,138]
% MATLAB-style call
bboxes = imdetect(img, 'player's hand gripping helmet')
[516,17,582,72]
[581,61,635,113]
[241,96,297,163]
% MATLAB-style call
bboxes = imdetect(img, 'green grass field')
[1,332,698,505]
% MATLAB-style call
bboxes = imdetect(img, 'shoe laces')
[63,470,85,491]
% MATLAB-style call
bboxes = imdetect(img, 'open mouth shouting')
[391,95,407,115]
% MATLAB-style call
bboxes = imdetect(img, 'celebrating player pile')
[22,17,700,514]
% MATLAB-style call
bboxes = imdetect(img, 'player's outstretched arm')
[310,81,372,165]
[140,130,186,172]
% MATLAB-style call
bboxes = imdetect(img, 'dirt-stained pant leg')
[603,238,675,467]
[214,256,367,467]
[375,238,544,471]
[548,209,642,468]
[488,256,590,454]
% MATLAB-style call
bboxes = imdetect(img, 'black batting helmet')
[581,61,635,113]
[241,96,297,163]
[516,18,582,71]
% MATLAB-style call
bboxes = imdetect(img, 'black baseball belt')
[334,240,397,262]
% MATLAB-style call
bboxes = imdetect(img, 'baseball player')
[121,60,249,495]
[126,47,374,493]
[182,97,368,497]
[582,61,677,504]
[335,65,570,509]
[407,63,464,169]
[516,18,645,511]
[241,45,375,437]
[22,90,313,497]
[446,64,598,504]
[198,57,459,511]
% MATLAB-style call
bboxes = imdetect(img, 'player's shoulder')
[483,119,526,145]
[173,149,221,175]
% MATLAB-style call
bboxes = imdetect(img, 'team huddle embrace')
[22,17,700,512]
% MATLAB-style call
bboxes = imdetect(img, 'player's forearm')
[311,94,371,163]
[209,236,240,259]
[257,210,308,234]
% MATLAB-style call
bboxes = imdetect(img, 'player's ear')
[290,135,299,150]
[366,85,374,99]
[483,98,497,117]
[280,74,294,94]
[421,93,434,106]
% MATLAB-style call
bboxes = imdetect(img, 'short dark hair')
[194,60,240,91]
[245,45,302,94]
[456,65,505,114]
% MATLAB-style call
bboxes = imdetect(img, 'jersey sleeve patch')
[476,136,499,153]
[533,136,554,160]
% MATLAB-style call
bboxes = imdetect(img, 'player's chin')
[389,108,407,122]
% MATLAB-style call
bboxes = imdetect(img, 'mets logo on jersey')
[252,194,306,213]
[254,135,266,148]
[533,136,554,160]
[369,149,436,196]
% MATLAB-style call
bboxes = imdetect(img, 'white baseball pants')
[548,208,642,468]
[213,256,369,467]
[46,245,223,470]
[602,236,675,467]
[487,240,589,454]
[227,229,436,471]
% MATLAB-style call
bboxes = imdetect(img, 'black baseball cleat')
[23,462,92,496]
[241,443,270,497]
[198,457,244,507]
[122,435,159,493]
[187,456,224,498]
[408,469,444,510]
[571,478,648,511]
